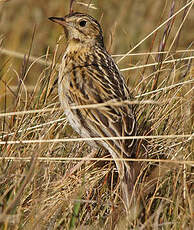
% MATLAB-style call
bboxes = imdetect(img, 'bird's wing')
[67,60,137,158]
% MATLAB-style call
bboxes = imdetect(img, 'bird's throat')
[66,39,81,53]
[66,38,94,59]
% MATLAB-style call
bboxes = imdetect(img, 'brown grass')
[0,0,193,229]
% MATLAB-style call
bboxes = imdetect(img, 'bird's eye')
[79,20,87,27]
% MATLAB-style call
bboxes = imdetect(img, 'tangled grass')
[0,0,193,229]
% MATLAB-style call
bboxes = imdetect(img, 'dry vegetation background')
[0,0,193,229]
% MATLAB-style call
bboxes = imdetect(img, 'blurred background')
[0,0,193,111]
[0,1,193,228]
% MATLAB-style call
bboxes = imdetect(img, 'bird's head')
[49,12,104,47]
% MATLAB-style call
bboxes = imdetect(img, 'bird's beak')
[48,17,66,27]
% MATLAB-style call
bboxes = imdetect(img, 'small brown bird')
[49,12,137,209]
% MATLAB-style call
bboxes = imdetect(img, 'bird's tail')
[121,162,141,212]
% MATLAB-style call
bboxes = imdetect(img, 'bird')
[49,12,138,210]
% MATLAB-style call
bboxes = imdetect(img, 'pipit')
[49,12,137,209]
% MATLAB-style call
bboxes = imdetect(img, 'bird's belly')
[58,78,98,147]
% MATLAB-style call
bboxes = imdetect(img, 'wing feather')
[68,53,137,158]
